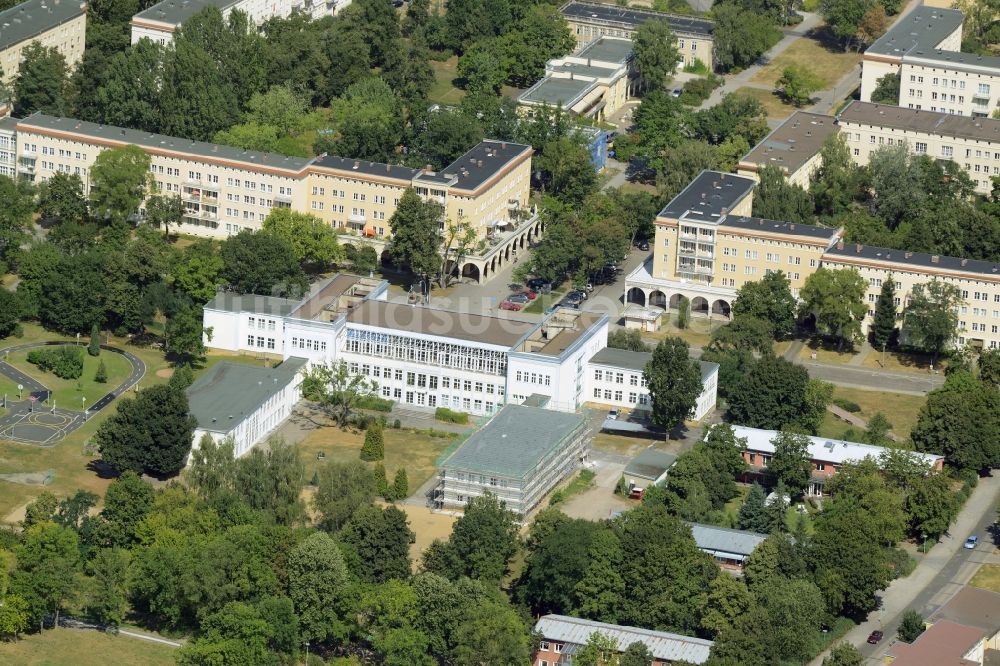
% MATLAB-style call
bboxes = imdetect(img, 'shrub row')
[435,407,469,424]
[27,345,84,379]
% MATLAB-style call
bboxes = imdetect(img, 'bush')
[88,323,100,357]
[392,468,408,499]
[13,324,23,338]
[360,422,385,461]
[27,345,85,379]
[435,407,469,424]
[95,358,108,383]
[393,419,401,429]
[832,398,861,412]
[682,58,710,75]
[898,610,925,642]
[356,394,393,412]
[678,75,721,105]
[887,547,916,578]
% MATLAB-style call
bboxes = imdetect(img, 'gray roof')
[17,113,314,173]
[840,100,1000,144]
[0,114,19,132]
[687,522,768,559]
[439,139,532,192]
[346,299,536,348]
[721,215,839,241]
[590,348,718,381]
[312,154,421,182]
[519,76,597,108]
[133,0,232,27]
[187,357,308,432]
[204,293,300,317]
[534,615,713,664]
[0,0,86,52]
[659,170,756,221]
[824,241,1000,279]
[739,111,838,175]
[864,7,1000,70]
[576,36,634,65]
[440,405,585,479]
[624,448,677,481]
[560,1,714,37]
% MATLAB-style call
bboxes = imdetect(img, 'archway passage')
[669,293,683,309]
[649,290,667,309]
[691,296,709,314]
[712,299,731,318]
[626,288,646,306]
[461,263,481,283]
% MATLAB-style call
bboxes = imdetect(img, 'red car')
[867,630,884,645]
[499,300,523,311]
[513,289,538,300]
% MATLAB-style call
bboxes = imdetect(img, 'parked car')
[506,293,530,304]
[558,299,580,309]
[608,408,619,420]
[564,291,585,306]
[568,289,588,301]
[671,88,682,98]
[526,277,547,290]
[638,241,649,251]
[499,300,523,311]
[867,631,884,645]
[965,535,979,549]
[512,288,538,300]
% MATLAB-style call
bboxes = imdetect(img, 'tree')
[165,305,208,366]
[712,4,781,72]
[732,270,797,338]
[906,473,958,540]
[518,517,600,616]
[607,329,649,352]
[38,252,105,333]
[93,38,165,133]
[0,175,36,268]
[912,375,1000,471]
[313,461,378,531]
[361,422,385,461]
[392,468,409,500]
[856,3,887,45]
[799,267,868,349]
[13,42,69,116]
[411,109,484,171]
[145,194,184,238]
[171,240,224,304]
[389,188,443,280]
[301,360,383,428]
[620,641,655,666]
[159,39,239,141]
[219,229,307,297]
[728,354,811,430]
[23,492,58,529]
[95,383,197,477]
[768,431,813,496]
[778,62,821,106]
[821,0,876,46]
[11,522,79,630]
[867,143,924,229]
[981,348,1000,387]
[902,279,963,363]
[643,337,703,429]
[752,164,815,224]
[632,19,681,94]
[865,411,893,446]
[700,574,755,637]
[87,548,130,626]
[423,493,519,584]
[676,295,690,329]
[0,290,18,339]
[898,609,925,643]
[871,273,897,350]
[93,471,154,548]
[869,73,901,107]
[0,594,29,639]
[287,531,351,644]
[89,145,152,227]
[823,643,864,666]
[261,208,343,270]
[345,243,378,275]
[575,631,622,666]
[37,172,87,226]
[536,137,598,205]
[340,505,414,583]
[231,437,306,526]
[95,359,109,384]
[736,483,771,535]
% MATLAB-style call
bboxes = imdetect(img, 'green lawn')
[751,31,861,89]
[429,57,466,106]
[971,563,1000,593]
[732,87,796,121]
[0,628,177,666]
[5,346,134,409]
[829,386,925,440]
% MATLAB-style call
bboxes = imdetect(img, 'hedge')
[435,407,469,424]
[27,345,85,379]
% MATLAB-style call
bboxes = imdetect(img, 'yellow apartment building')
[823,242,1000,351]
[736,111,839,190]
[559,1,715,71]
[625,170,842,317]
[0,0,87,86]
[13,113,536,283]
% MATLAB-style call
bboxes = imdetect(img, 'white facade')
[130,0,351,45]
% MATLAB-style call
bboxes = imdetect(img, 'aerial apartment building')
[861,8,1000,118]
[12,113,535,282]
[130,0,350,45]
[560,1,714,71]
[736,111,840,189]
[624,170,843,318]
[0,0,86,86]
[533,615,713,666]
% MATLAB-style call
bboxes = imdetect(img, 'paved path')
[0,342,145,445]
[808,472,1000,665]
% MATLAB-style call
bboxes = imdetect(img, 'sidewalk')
[808,473,1000,664]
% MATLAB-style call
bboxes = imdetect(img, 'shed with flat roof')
[435,404,588,516]
[624,448,677,486]
[687,522,767,571]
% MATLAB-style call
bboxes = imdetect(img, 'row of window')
[290,337,328,352]
[593,369,646,387]
[246,335,276,350]
[593,388,649,405]
[247,317,277,331]
[514,370,551,386]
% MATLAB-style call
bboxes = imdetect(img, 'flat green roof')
[440,405,585,479]
[187,357,307,432]
[519,76,595,107]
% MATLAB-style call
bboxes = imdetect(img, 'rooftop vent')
[931,255,940,263]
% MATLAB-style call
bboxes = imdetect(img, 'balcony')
[677,262,714,276]
[349,212,366,224]
[275,191,293,202]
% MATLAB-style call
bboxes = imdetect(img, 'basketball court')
[0,402,84,446]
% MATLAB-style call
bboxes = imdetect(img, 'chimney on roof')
[836,240,845,250]
[962,258,968,266]
[352,161,359,169]
[721,207,728,216]
[905,251,912,259]
[856,243,862,253]
[477,160,483,167]
[790,224,795,230]
[424,163,432,173]
[386,163,390,173]
[931,255,940,263]
[501,142,507,149]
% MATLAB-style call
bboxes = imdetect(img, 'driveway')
[808,472,1000,664]
[559,452,633,521]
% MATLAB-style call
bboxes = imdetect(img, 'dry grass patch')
[0,628,177,665]
[862,348,939,374]
[971,563,1000,593]
[731,87,796,121]
[429,57,466,106]
[823,386,925,440]
[397,503,458,565]
[751,33,861,89]
[591,433,660,456]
